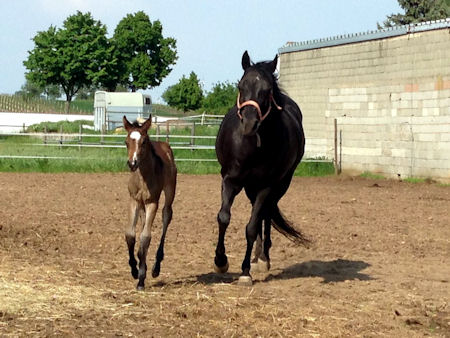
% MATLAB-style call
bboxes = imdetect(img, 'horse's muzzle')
[127,160,139,171]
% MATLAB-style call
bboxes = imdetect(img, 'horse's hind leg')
[252,217,271,272]
[152,186,175,278]
[125,200,141,280]
[252,224,262,264]
[260,217,272,271]
[240,188,270,285]
[137,202,158,290]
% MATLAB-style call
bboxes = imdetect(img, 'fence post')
[44,127,47,145]
[334,118,338,175]
[79,124,82,151]
[59,125,63,150]
[201,112,205,125]
[191,122,196,151]
[339,129,342,174]
[166,121,170,143]
[156,123,160,142]
[22,123,26,133]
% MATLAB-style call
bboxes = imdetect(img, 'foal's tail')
[271,206,311,247]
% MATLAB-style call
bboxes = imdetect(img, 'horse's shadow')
[196,259,372,285]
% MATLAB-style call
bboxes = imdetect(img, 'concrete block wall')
[279,25,450,182]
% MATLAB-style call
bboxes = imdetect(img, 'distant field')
[0,95,191,117]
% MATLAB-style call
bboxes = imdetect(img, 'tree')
[15,80,42,98]
[162,72,203,112]
[113,11,178,91]
[378,0,450,28]
[15,80,61,100]
[23,11,110,112]
[202,81,238,115]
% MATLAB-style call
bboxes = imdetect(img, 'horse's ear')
[269,54,278,74]
[123,115,132,131]
[142,115,152,133]
[242,51,251,70]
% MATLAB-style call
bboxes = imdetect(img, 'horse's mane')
[131,121,141,127]
[253,61,286,107]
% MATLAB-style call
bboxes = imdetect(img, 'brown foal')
[123,115,177,290]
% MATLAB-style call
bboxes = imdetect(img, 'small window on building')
[145,97,151,105]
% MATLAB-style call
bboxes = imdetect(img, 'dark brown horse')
[123,115,177,290]
[214,51,310,286]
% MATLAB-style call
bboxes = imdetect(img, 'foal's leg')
[125,199,141,279]
[215,176,242,273]
[152,184,175,278]
[240,187,270,285]
[136,202,158,290]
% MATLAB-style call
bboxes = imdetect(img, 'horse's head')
[123,115,152,171]
[237,51,282,136]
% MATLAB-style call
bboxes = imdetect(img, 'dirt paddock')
[0,172,449,337]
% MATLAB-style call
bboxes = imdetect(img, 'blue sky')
[0,0,401,103]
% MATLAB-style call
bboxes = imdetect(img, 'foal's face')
[125,130,148,171]
[123,116,152,172]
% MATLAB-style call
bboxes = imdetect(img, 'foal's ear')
[242,50,251,70]
[269,54,278,74]
[142,116,152,133]
[123,115,132,131]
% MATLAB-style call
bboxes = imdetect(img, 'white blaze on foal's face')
[130,131,141,163]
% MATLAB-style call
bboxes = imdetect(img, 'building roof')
[278,18,450,54]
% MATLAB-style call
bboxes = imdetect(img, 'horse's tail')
[271,206,311,247]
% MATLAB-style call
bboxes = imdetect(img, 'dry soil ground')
[0,173,449,337]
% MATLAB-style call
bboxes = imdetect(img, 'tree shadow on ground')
[194,259,372,285]
[264,259,372,284]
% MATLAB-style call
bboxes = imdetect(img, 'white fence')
[0,112,333,164]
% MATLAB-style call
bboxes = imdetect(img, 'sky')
[0,0,401,103]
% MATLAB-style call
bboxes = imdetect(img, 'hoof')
[238,275,253,286]
[131,268,138,280]
[136,284,145,291]
[152,264,160,278]
[257,259,270,272]
[214,261,229,274]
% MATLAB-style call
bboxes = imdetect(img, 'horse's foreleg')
[215,176,242,273]
[137,202,158,290]
[240,188,270,285]
[125,200,140,279]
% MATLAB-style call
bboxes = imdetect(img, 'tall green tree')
[202,81,238,115]
[379,0,450,28]
[113,11,178,91]
[23,11,110,112]
[162,72,203,112]
[15,80,42,98]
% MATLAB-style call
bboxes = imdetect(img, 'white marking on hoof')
[214,261,229,274]
[238,275,253,286]
[257,259,270,272]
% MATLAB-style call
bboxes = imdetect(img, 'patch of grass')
[403,177,438,184]
[26,120,94,133]
[294,161,335,177]
[360,171,385,180]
